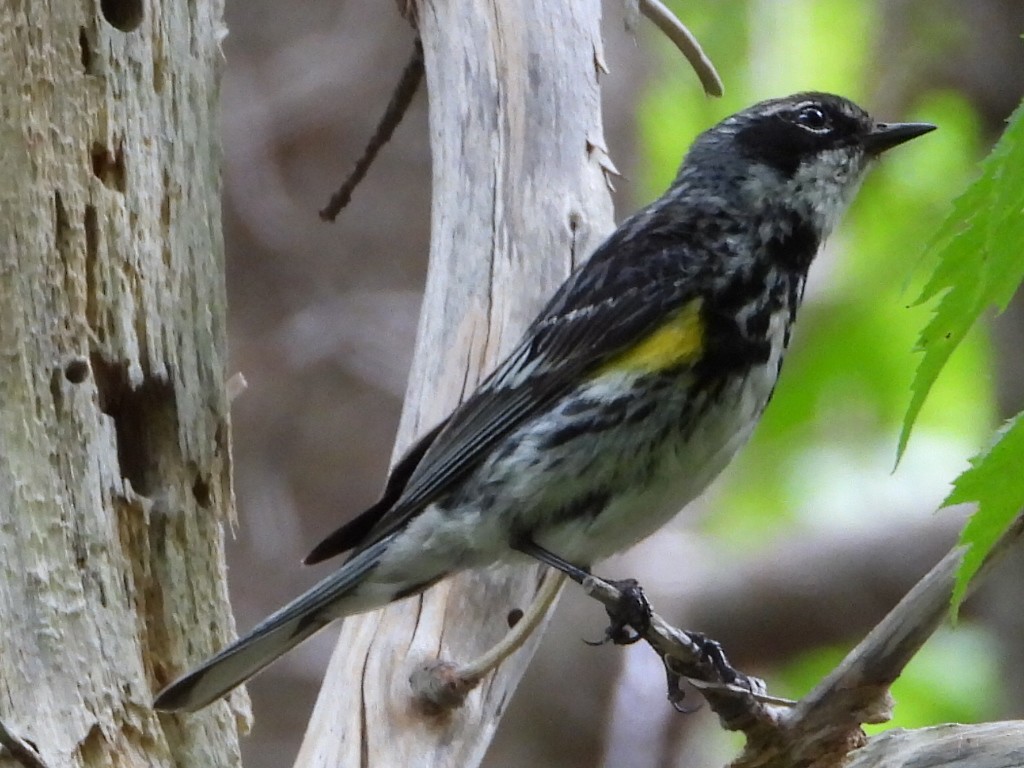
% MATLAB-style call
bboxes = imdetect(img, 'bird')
[154,92,934,712]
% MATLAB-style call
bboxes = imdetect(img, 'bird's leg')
[513,538,592,583]
[513,539,652,645]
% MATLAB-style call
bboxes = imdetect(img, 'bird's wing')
[306,214,703,561]
[303,419,449,564]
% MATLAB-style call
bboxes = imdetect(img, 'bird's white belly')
[539,361,777,564]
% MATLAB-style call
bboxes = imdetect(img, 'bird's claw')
[686,631,740,684]
[584,578,652,646]
[664,661,701,713]
[663,634,744,713]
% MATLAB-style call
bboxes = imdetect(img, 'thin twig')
[730,512,1024,768]
[637,0,724,97]
[319,39,424,221]
[0,717,48,768]
[576,511,1024,767]
[410,571,566,712]
[581,576,790,735]
[455,570,566,684]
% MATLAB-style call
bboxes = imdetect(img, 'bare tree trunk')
[0,1,242,765]
[294,1,615,765]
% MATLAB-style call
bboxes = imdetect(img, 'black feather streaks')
[695,206,818,380]
[539,393,634,450]
[554,490,612,525]
[698,311,773,377]
[327,211,705,553]
[765,213,819,274]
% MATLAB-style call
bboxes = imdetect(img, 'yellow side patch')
[595,299,704,376]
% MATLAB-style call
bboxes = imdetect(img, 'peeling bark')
[294,1,616,765]
[0,1,241,765]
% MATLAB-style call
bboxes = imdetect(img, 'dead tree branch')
[577,512,1024,767]
[636,0,723,96]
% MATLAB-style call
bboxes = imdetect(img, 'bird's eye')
[795,105,830,132]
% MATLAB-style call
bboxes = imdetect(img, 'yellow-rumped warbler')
[155,92,933,711]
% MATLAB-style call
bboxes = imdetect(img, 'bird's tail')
[153,536,392,712]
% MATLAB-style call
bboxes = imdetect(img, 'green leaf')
[946,413,1024,614]
[898,99,1024,460]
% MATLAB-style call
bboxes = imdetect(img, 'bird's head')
[680,92,935,239]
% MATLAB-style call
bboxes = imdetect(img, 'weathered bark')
[847,722,1024,768]
[0,1,241,765]
[293,1,616,765]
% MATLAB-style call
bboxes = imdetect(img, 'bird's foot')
[662,632,770,712]
[686,631,740,684]
[510,539,652,646]
[662,633,740,713]
[585,578,652,646]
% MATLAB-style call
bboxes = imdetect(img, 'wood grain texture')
[847,723,1024,768]
[293,1,615,765]
[0,1,241,765]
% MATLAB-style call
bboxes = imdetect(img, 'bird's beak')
[864,121,936,155]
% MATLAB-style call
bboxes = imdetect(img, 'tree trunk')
[0,1,241,765]
[294,1,615,765]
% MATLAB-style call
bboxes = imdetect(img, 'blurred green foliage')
[902,100,1024,457]
[773,626,1002,730]
[901,101,1024,612]
[634,0,1009,737]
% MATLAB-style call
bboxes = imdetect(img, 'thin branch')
[846,722,1024,768]
[572,511,1024,767]
[0,717,48,768]
[637,0,724,97]
[319,39,424,221]
[410,571,566,712]
[454,570,566,684]
[580,576,792,736]
[732,512,1024,768]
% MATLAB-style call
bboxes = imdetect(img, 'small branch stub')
[408,572,565,714]
[409,661,478,715]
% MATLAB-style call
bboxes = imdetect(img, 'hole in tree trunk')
[100,0,144,32]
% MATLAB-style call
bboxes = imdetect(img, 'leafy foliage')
[899,101,1024,457]
[947,413,1024,610]
[893,102,1024,611]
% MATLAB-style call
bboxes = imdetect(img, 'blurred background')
[217,1,1024,765]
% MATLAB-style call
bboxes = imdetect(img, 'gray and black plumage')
[154,92,934,712]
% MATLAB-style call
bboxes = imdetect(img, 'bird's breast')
[502,306,794,564]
